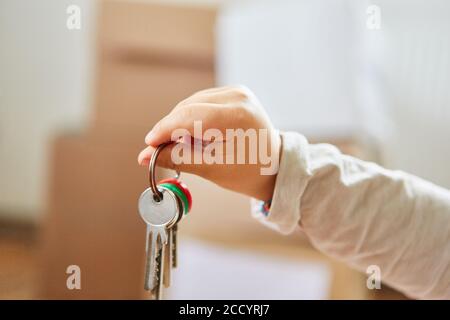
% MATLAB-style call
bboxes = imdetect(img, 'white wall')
[218,0,450,189]
[0,0,97,220]
[217,0,361,137]
[369,0,450,188]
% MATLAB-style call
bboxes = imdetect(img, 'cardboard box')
[93,59,214,131]
[92,0,216,129]
[40,133,150,299]
[39,1,217,298]
[98,0,215,61]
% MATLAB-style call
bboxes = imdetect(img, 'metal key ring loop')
[149,142,181,202]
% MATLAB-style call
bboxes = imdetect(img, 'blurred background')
[0,0,449,299]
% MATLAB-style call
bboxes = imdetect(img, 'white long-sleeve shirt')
[252,132,450,299]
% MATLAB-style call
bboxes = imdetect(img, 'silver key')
[159,185,184,287]
[163,228,173,287]
[144,225,165,298]
[171,195,184,268]
[172,224,178,268]
[139,187,179,299]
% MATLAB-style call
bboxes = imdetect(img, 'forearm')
[253,132,450,299]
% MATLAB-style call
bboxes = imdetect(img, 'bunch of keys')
[138,142,192,300]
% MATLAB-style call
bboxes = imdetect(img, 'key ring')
[149,142,180,202]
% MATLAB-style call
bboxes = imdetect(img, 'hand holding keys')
[138,143,192,300]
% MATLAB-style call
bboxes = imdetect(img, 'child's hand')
[138,86,281,201]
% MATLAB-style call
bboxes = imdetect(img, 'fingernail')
[139,159,149,166]
[145,130,154,144]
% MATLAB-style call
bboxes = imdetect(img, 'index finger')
[145,103,234,147]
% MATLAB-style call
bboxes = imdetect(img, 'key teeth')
[144,223,179,298]
[151,246,164,299]
[144,231,162,293]
[155,249,161,280]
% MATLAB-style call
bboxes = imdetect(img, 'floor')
[0,220,37,299]
[0,219,407,300]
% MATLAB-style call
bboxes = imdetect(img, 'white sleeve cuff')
[251,131,312,234]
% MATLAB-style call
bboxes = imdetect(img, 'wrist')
[253,130,281,201]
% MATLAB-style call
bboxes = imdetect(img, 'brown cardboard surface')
[93,0,216,129]
[93,58,214,130]
[98,0,216,63]
[39,133,150,299]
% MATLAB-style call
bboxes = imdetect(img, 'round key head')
[159,178,192,212]
[159,183,189,215]
[159,184,184,223]
[138,187,180,227]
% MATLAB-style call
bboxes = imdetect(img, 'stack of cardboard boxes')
[40,0,216,299]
